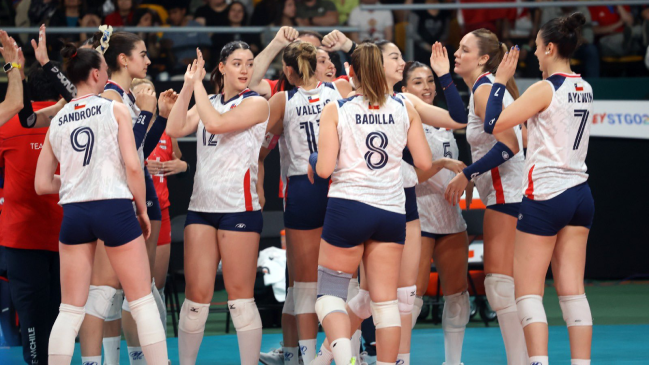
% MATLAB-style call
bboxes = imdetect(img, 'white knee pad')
[516,295,547,328]
[179,299,210,334]
[122,297,130,312]
[283,287,296,316]
[315,295,347,324]
[48,304,85,356]
[397,285,417,315]
[106,289,124,321]
[485,274,517,315]
[129,293,166,346]
[151,279,165,318]
[228,298,263,332]
[347,278,360,301]
[442,291,470,332]
[370,300,401,329]
[294,281,317,315]
[347,289,372,320]
[559,294,592,327]
[85,285,117,320]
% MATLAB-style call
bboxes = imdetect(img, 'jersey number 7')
[573,109,589,150]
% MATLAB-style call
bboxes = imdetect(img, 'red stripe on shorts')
[491,167,506,205]
[525,164,535,200]
[244,169,253,211]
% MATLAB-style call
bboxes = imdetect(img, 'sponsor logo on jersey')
[147,200,153,207]
[235,223,247,229]
[518,214,523,220]
[230,103,237,110]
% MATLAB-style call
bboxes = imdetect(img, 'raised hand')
[321,30,352,52]
[0,31,20,65]
[135,87,157,114]
[184,59,198,86]
[494,45,519,85]
[31,25,50,66]
[429,42,450,76]
[274,26,299,47]
[191,48,207,85]
[157,89,178,118]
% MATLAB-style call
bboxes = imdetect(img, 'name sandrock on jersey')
[394,93,418,189]
[467,72,525,206]
[49,94,133,204]
[279,82,343,177]
[104,80,144,164]
[524,73,593,200]
[328,94,410,214]
[189,89,269,213]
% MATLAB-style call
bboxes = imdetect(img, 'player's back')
[49,94,132,204]
[524,73,593,200]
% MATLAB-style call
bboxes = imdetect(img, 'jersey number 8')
[70,126,95,167]
[364,131,389,170]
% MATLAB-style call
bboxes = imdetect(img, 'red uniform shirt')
[0,101,63,251]
[589,6,629,33]
[148,131,172,210]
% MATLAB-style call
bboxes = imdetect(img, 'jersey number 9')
[70,126,95,167]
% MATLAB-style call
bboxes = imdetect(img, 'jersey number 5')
[71,126,95,166]
[364,131,389,170]
[443,142,452,158]
[573,109,589,150]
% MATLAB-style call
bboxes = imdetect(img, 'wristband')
[484,82,505,134]
[438,73,468,124]
[133,111,154,149]
[346,41,357,59]
[143,115,168,159]
[462,141,515,181]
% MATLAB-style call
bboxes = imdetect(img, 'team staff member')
[0,63,63,365]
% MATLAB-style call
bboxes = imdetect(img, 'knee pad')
[315,295,347,324]
[48,304,85,356]
[122,297,130,312]
[85,285,117,320]
[397,285,417,315]
[516,295,547,328]
[559,294,592,327]
[442,291,470,332]
[106,289,124,321]
[228,298,262,332]
[370,300,401,329]
[347,289,372,320]
[151,279,165,317]
[129,293,166,346]
[179,299,210,334]
[317,266,352,301]
[283,287,296,316]
[294,281,317,315]
[347,278,360,301]
[412,296,424,329]
[485,274,517,315]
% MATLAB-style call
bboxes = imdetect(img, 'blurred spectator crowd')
[1,0,648,79]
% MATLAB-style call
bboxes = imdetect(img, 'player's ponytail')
[210,40,251,93]
[283,41,317,86]
[471,28,520,100]
[61,43,103,86]
[352,42,388,107]
[540,12,585,60]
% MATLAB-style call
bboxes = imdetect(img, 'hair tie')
[71,51,77,58]
[96,25,113,54]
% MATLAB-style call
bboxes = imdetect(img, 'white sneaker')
[259,347,284,365]
[360,351,376,365]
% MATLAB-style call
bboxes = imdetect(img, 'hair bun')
[60,43,79,59]
[564,12,586,32]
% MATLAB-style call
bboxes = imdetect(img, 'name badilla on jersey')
[355,113,396,125]
[58,104,104,126]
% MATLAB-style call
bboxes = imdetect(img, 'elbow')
[34,179,49,196]
[508,142,520,155]
[414,156,433,172]
[316,164,333,179]
[165,127,181,139]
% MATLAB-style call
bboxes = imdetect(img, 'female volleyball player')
[34,44,168,365]
[308,42,432,365]
[399,56,472,365]
[442,29,529,365]
[484,13,594,365]
[166,43,269,365]
[257,41,351,364]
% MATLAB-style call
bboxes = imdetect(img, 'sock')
[351,330,362,361]
[127,347,146,365]
[497,307,529,364]
[377,362,395,365]
[412,296,424,328]
[236,329,262,364]
[299,338,317,364]
[283,346,300,365]
[82,355,102,365]
[311,343,334,365]
[397,353,410,365]
[444,330,465,365]
[103,336,121,365]
[529,356,549,365]
[49,355,73,365]
[179,329,204,365]
[141,341,168,364]
[330,338,352,365]
[571,360,590,365]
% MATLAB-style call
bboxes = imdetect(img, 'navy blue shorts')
[322,198,406,248]
[284,174,329,230]
[421,232,450,240]
[145,169,162,221]
[487,202,521,218]
[60,199,142,247]
[185,210,263,233]
[517,182,594,236]
[404,186,419,222]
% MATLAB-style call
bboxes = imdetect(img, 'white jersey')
[104,80,144,165]
[189,89,269,213]
[328,94,410,214]
[395,93,418,188]
[49,94,133,205]
[279,82,342,177]
[416,125,466,234]
[524,73,592,200]
[467,72,525,206]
